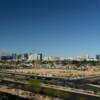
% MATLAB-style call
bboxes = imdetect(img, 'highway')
[42,84,100,97]
[0,78,62,100]
[0,70,99,99]
[0,77,100,98]
[0,85,34,99]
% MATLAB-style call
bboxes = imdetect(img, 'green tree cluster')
[25,80,41,93]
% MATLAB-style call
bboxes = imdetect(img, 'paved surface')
[1,77,100,98]
[0,85,34,99]
[41,84,100,97]
[0,85,62,100]
[0,70,100,99]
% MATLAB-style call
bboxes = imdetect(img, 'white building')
[28,54,40,61]
[43,56,56,61]
[42,56,65,61]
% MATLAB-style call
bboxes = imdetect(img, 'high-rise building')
[12,53,17,60]
[24,53,29,59]
[96,55,100,60]
[38,53,43,62]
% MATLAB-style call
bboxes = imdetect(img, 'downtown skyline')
[0,0,100,56]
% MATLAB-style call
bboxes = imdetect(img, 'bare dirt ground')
[9,68,100,77]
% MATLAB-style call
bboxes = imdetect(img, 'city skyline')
[0,50,97,59]
[0,0,100,56]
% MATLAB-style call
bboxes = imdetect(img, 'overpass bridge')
[0,77,100,99]
[0,71,100,99]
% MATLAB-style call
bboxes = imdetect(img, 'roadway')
[0,77,100,98]
[0,70,100,99]
[0,85,34,99]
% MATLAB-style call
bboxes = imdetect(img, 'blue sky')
[0,0,100,56]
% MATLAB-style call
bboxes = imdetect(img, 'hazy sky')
[0,0,100,56]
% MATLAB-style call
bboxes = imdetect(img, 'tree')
[43,88,55,96]
[25,80,41,93]
[77,96,86,100]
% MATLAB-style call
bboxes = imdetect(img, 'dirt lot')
[9,68,100,77]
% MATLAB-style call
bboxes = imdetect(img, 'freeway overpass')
[0,78,100,99]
